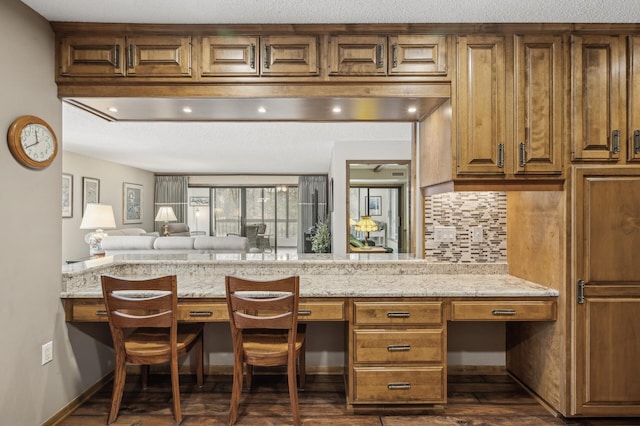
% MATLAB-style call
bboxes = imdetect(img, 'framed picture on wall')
[82,176,99,214]
[62,173,73,218]
[367,196,382,216]
[123,182,143,224]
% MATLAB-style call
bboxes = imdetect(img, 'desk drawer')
[70,300,108,321]
[298,300,345,321]
[450,300,556,321]
[177,302,228,321]
[354,302,442,325]
[353,367,445,403]
[354,329,443,363]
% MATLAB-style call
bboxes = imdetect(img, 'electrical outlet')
[470,226,484,243]
[42,341,53,365]
[434,226,456,242]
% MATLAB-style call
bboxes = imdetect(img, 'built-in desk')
[61,253,558,409]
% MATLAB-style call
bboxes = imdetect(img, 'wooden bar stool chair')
[225,275,306,426]
[101,275,204,424]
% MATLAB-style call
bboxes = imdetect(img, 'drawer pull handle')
[387,382,411,390]
[189,310,213,317]
[491,309,517,316]
[96,310,107,316]
[387,344,411,352]
[387,312,410,318]
[298,309,312,316]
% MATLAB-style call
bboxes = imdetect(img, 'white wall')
[0,1,114,424]
[62,151,156,261]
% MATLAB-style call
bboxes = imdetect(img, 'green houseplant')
[311,220,331,253]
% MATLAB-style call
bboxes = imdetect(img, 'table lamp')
[155,206,177,236]
[354,215,378,248]
[80,203,116,256]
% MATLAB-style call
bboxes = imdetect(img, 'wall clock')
[7,115,58,169]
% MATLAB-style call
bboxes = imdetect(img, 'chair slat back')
[225,276,300,331]
[101,275,177,330]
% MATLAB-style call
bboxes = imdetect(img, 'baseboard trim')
[447,365,507,375]
[43,372,114,426]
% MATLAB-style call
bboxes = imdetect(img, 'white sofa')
[101,235,249,255]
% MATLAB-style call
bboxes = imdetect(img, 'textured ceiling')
[23,0,640,174]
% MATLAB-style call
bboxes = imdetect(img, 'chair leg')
[228,355,244,425]
[141,365,150,390]
[196,332,204,388]
[287,354,301,426]
[244,363,253,390]
[107,356,127,424]
[170,357,182,424]
[298,342,306,390]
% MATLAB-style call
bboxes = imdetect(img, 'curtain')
[154,176,188,233]
[297,175,328,251]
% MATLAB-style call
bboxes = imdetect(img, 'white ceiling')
[23,0,640,174]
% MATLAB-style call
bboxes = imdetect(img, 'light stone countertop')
[61,253,559,299]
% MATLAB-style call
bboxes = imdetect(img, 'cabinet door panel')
[126,36,192,77]
[261,36,318,76]
[59,35,125,77]
[456,35,506,175]
[514,35,564,174]
[571,35,624,161]
[328,35,387,75]
[389,35,447,75]
[201,36,259,76]
[629,36,640,162]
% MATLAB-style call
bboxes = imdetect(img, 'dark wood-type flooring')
[58,372,640,425]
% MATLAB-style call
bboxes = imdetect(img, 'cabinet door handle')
[189,310,213,317]
[386,311,410,318]
[376,43,384,69]
[249,43,256,69]
[387,344,411,352]
[387,382,411,390]
[263,44,271,69]
[634,130,640,154]
[491,309,516,316]
[96,310,107,316]
[577,279,585,304]
[497,143,505,168]
[391,43,398,68]
[611,129,621,154]
[298,309,312,316]
[113,44,120,69]
[519,142,526,167]
[127,44,134,69]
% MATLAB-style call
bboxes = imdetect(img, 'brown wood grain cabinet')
[388,35,448,76]
[58,34,192,79]
[628,36,640,162]
[328,35,388,76]
[455,34,564,179]
[571,166,640,416]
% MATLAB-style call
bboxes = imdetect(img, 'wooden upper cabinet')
[570,35,625,162]
[629,36,640,162]
[456,35,507,175]
[126,35,192,77]
[513,34,564,175]
[59,35,192,78]
[200,36,259,76]
[261,36,319,76]
[389,35,447,75]
[328,35,387,75]
[59,35,126,77]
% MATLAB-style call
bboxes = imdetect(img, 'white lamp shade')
[155,206,177,222]
[80,204,116,229]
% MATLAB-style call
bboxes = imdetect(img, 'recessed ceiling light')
[258,106,267,113]
[407,106,417,113]
[182,106,192,113]
[107,107,118,112]
[332,106,342,113]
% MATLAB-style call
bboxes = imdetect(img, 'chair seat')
[242,328,305,361]
[125,323,204,359]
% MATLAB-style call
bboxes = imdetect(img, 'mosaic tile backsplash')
[424,192,507,263]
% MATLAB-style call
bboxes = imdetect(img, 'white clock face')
[21,123,55,162]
